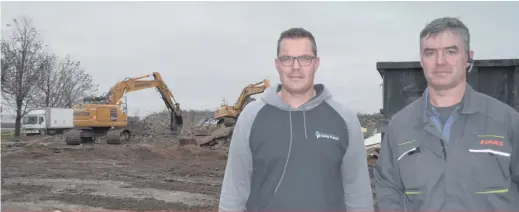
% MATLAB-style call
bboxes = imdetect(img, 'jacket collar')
[419,83,482,123]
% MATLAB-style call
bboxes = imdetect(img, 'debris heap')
[357,113,383,138]
[127,109,213,142]
[127,111,174,139]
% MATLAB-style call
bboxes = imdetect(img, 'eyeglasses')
[277,55,316,67]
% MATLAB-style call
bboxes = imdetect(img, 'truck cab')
[22,111,47,135]
[21,108,74,136]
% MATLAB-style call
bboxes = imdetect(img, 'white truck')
[22,107,74,136]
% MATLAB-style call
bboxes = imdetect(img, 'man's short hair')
[420,17,471,54]
[277,27,318,57]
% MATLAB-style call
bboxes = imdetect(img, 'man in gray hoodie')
[218,27,374,212]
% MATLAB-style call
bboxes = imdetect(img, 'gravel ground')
[1,134,228,212]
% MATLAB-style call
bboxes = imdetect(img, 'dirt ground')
[2,133,380,212]
[1,134,229,212]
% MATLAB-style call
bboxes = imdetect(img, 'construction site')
[1,66,386,212]
[2,116,381,212]
[4,1,519,211]
[3,58,519,212]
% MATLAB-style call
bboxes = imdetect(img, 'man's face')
[275,38,320,95]
[420,29,473,90]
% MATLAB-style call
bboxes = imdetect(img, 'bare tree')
[59,56,99,107]
[31,54,99,108]
[29,52,59,107]
[1,17,48,136]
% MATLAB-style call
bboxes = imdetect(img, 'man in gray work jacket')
[375,17,519,211]
[218,27,374,211]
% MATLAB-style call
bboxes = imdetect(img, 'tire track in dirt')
[2,177,218,210]
[1,200,108,212]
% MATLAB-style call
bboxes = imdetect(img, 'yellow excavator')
[213,79,271,127]
[65,72,183,145]
[179,79,270,148]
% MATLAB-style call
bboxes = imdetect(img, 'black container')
[376,59,519,139]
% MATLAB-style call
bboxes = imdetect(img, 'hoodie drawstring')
[266,84,326,197]
[274,110,293,194]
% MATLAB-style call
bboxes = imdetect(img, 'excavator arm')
[101,72,183,134]
[233,79,271,112]
[213,79,270,124]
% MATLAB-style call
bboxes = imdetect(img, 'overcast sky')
[2,1,519,118]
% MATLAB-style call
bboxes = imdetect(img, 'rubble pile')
[190,118,220,136]
[123,110,385,146]
[357,113,383,138]
[127,111,175,139]
[127,109,213,141]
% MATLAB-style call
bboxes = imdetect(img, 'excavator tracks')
[64,128,131,145]
[106,128,131,144]
[64,129,96,145]
[64,129,84,145]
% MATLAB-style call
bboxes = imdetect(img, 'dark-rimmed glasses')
[278,55,316,67]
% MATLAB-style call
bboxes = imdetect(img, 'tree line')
[1,16,99,136]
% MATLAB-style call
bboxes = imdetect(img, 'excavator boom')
[233,79,270,111]
[213,79,270,122]
[103,72,183,132]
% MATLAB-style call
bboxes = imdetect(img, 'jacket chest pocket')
[467,134,512,193]
[397,141,429,191]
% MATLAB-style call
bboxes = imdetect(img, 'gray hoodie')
[219,83,374,212]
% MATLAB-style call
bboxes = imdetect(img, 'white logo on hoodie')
[315,131,339,141]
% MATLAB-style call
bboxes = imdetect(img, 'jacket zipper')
[440,139,447,160]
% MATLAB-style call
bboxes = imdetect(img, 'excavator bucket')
[170,112,183,135]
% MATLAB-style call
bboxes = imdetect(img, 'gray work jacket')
[375,84,519,211]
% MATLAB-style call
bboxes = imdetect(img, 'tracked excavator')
[64,72,183,145]
[179,79,270,149]
[213,79,270,127]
